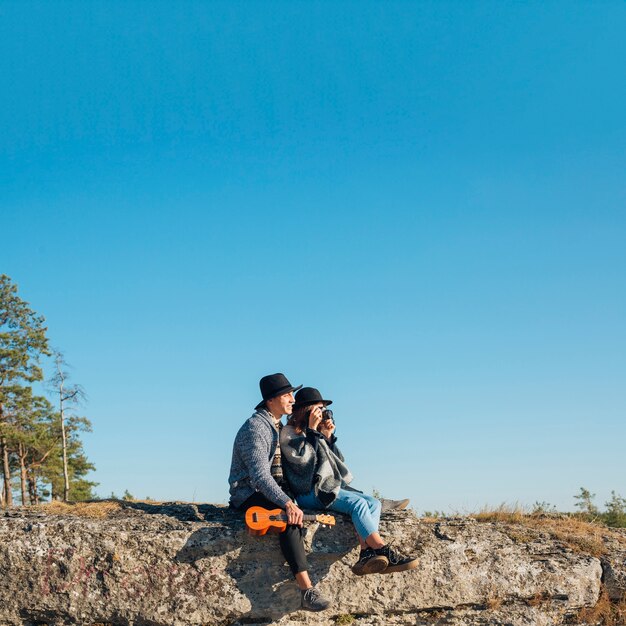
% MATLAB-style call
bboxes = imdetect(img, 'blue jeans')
[296,488,381,540]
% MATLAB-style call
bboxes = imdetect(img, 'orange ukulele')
[245,506,336,536]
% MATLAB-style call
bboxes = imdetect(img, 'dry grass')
[32,500,123,519]
[471,509,626,622]
[503,527,537,544]
[472,503,528,525]
[471,504,621,557]
[576,587,626,626]
[485,596,503,610]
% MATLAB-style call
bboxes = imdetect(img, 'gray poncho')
[280,424,353,507]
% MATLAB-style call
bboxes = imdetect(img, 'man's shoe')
[351,547,389,576]
[374,544,418,573]
[301,586,331,612]
[380,498,410,512]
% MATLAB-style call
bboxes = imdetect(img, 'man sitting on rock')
[228,373,331,612]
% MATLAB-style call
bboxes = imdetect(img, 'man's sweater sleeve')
[237,422,290,507]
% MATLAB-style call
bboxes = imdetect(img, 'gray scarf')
[313,437,353,506]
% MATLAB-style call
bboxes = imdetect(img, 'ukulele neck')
[277,513,319,522]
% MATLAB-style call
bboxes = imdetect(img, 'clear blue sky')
[2,1,624,513]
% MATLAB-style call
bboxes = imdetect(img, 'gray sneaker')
[301,586,331,612]
[380,498,410,512]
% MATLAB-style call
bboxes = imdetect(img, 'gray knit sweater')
[228,409,291,508]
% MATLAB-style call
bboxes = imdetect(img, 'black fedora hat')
[293,387,333,408]
[255,373,302,410]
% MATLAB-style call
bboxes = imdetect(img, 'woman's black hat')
[255,373,303,410]
[293,387,333,408]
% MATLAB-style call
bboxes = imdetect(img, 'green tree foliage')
[49,350,87,501]
[573,487,599,517]
[0,274,50,506]
[3,386,56,504]
[109,490,135,501]
[531,501,558,515]
[604,491,626,528]
[573,487,626,529]
[38,413,97,502]
[1,384,97,503]
[0,275,96,506]
[0,274,49,385]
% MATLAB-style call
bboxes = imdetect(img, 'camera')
[321,409,334,424]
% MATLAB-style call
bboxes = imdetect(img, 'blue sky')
[2,2,625,513]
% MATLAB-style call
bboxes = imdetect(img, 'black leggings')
[239,492,309,577]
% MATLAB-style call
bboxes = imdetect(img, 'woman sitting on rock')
[280,387,419,576]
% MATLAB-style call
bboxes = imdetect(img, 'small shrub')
[531,501,557,515]
[574,487,600,518]
[604,491,626,528]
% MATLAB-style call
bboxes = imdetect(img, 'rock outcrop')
[0,502,624,626]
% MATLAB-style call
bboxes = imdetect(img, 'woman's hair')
[288,404,312,433]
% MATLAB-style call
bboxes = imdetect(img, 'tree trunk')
[18,443,27,506]
[0,435,12,507]
[27,471,34,505]
[27,469,39,505]
[60,407,70,501]
[58,379,70,502]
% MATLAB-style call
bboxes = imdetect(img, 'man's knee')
[280,524,305,539]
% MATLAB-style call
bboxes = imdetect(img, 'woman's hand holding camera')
[308,406,323,430]
[319,419,335,439]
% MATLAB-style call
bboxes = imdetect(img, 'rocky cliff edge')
[1,501,625,626]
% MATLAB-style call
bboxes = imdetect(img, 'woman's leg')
[325,489,388,575]
[329,490,419,575]
[327,489,384,547]
[294,491,323,510]
[362,493,382,535]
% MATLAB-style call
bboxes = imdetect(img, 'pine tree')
[0,275,49,507]
[3,386,53,504]
[604,491,626,528]
[573,487,599,517]
[39,412,98,501]
[22,405,59,505]
[49,350,86,501]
